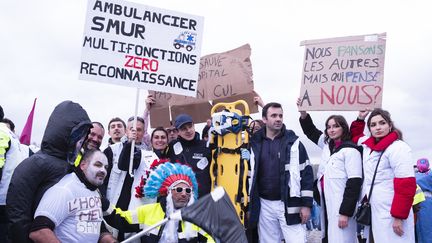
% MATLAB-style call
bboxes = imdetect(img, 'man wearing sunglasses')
[108,162,214,242]
[171,185,193,209]
[165,125,179,143]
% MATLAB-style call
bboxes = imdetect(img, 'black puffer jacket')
[167,133,211,198]
[6,101,92,243]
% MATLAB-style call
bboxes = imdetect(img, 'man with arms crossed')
[29,150,117,243]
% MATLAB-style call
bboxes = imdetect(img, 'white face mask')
[83,152,108,187]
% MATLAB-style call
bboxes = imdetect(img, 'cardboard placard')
[171,102,213,124]
[79,0,204,97]
[212,92,259,115]
[299,33,386,111]
[149,107,171,128]
[149,44,255,127]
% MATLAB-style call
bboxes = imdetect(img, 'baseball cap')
[174,114,193,129]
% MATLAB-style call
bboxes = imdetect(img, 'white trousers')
[258,198,306,243]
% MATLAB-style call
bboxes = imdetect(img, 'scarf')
[362,131,399,151]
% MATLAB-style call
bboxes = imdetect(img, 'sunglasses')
[166,128,178,133]
[172,187,192,194]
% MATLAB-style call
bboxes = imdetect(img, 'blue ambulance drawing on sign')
[173,31,197,51]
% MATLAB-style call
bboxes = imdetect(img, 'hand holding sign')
[145,94,156,111]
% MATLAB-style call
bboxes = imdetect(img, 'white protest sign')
[79,0,204,97]
[299,33,386,111]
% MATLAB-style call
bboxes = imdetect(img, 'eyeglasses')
[166,128,178,133]
[172,187,192,194]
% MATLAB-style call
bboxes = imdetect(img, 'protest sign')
[298,33,386,111]
[213,92,259,114]
[79,0,204,97]
[149,44,256,127]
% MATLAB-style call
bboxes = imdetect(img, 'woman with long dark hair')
[119,127,170,210]
[150,126,169,159]
[351,108,416,242]
[298,102,362,243]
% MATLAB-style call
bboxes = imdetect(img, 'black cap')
[174,114,193,129]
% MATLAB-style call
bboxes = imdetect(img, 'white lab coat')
[106,144,157,242]
[316,135,362,243]
[107,144,157,207]
[128,150,158,209]
[357,136,415,243]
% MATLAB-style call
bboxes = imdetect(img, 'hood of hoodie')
[41,101,92,161]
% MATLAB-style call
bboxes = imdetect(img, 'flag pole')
[121,218,169,243]
[129,88,140,178]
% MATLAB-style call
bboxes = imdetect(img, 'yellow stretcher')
[209,100,250,225]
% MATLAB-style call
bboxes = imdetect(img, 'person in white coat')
[298,107,362,243]
[351,108,416,243]
[103,127,169,242]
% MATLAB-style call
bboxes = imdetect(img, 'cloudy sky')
[1,0,431,162]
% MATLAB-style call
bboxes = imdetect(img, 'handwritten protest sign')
[79,0,204,97]
[149,44,257,127]
[298,33,386,111]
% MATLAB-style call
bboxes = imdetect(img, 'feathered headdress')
[144,162,199,200]
[135,158,171,198]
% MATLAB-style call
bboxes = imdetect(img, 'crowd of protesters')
[0,94,430,243]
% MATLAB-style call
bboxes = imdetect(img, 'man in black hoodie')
[167,114,211,198]
[6,101,93,243]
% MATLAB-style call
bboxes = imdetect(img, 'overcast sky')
[1,0,431,162]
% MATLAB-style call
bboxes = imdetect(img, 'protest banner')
[79,0,204,97]
[149,44,257,127]
[79,0,204,177]
[298,33,386,111]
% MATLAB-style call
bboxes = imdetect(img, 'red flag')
[20,98,37,145]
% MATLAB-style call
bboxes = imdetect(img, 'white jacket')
[0,123,27,205]
[106,142,124,205]
[316,135,362,243]
[106,143,157,209]
[105,143,157,243]
[358,136,415,243]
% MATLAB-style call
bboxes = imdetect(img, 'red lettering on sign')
[124,55,159,72]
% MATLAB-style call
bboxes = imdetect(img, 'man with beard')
[248,102,314,243]
[7,101,93,243]
[29,149,117,243]
[84,122,105,151]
